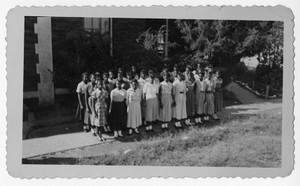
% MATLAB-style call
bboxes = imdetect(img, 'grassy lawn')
[78,108,281,167]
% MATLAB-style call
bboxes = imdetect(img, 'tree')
[242,21,283,90]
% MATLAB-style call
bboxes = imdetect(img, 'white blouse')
[110,88,127,102]
[76,81,87,94]
[143,82,159,100]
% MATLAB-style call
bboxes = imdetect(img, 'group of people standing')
[75,64,224,141]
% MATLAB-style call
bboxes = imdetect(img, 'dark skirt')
[214,90,223,112]
[186,89,196,117]
[110,101,127,131]
[106,97,112,127]
[75,93,86,121]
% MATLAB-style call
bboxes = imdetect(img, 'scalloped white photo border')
[6,5,294,178]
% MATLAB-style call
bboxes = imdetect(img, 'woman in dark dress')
[109,79,127,138]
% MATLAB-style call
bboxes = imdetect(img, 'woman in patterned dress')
[158,72,174,130]
[195,71,206,124]
[109,79,127,138]
[126,79,142,135]
[75,72,89,132]
[102,72,112,132]
[91,79,109,141]
[185,72,196,125]
[85,73,97,135]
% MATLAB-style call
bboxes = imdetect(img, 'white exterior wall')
[34,17,55,105]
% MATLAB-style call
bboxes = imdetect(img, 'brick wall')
[23,16,40,92]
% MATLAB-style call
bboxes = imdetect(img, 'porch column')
[34,17,55,105]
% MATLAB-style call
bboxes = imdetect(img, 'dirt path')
[225,82,264,104]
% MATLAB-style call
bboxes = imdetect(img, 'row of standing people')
[75,65,223,140]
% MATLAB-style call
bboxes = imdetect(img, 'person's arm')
[126,90,130,106]
[84,85,90,112]
[77,92,83,109]
[142,83,147,100]
[158,85,163,109]
[172,84,176,107]
[91,90,97,117]
[76,83,84,109]
[109,90,113,113]
[123,90,127,103]
[193,81,197,93]
[203,81,207,102]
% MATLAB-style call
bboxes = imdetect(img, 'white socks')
[118,130,123,137]
[162,123,168,128]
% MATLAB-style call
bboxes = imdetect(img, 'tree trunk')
[265,84,270,99]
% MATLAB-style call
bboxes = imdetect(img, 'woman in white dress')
[143,73,159,133]
[172,73,188,128]
[126,80,142,135]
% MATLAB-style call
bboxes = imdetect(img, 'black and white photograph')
[6,5,294,179]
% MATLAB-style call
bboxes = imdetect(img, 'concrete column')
[34,17,55,106]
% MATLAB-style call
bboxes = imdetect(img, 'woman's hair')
[140,69,146,75]
[95,72,101,79]
[82,72,89,78]
[163,71,171,78]
[131,79,138,84]
[103,72,108,77]
[116,79,122,84]
[89,73,95,79]
[95,76,102,82]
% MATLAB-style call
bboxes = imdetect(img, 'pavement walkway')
[23,81,282,160]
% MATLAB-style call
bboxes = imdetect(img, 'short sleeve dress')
[75,81,87,121]
[92,89,108,127]
[126,88,142,128]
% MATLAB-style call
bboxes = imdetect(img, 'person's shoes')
[97,135,106,141]
[212,114,220,120]
[128,133,132,136]
[134,130,140,135]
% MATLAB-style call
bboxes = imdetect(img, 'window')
[84,18,109,33]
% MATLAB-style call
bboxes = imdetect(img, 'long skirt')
[146,98,159,122]
[159,94,172,122]
[94,102,107,127]
[205,93,215,115]
[196,92,205,114]
[127,101,142,128]
[214,90,223,112]
[186,89,195,117]
[105,97,112,128]
[110,101,127,131]
[141,100,146,119]
[75,93,85,121]
[173,94,187,120]
[88,96,95,126]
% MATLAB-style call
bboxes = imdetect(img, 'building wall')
[23,17,148,106]
[24,17,40,93]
